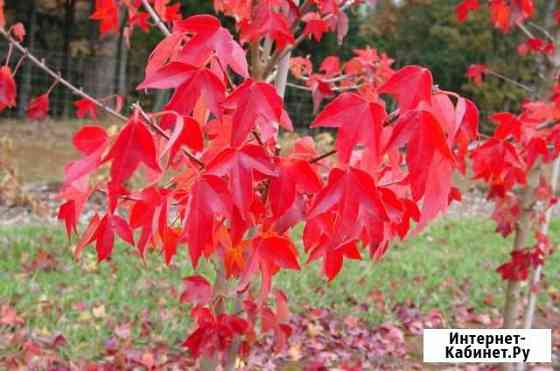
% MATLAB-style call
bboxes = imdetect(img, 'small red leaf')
[0,66,16,112]
[74,98,98,119]
[181,275,213,305]
[26,94,49,121]
[73,125,108,155]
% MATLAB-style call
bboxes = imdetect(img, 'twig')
[485,70,534,93]
[522,158,560,329]
[140,0,171,36]
[0,27,127,121]
[0,27,204,170]
[527,22,556,43]
[298,74,350,83]
[309,149,336,164]
[286,82,311,91]
[12,53,26,74]
[516,21,536,40]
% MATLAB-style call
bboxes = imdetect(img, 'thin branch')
[0,27,205,170]
[0,27,127,121]
[516,20,536,39]
[286,81,311,91]
[12,53,26,74]
[140,0,171,36]
[298,74,350,83]
[286,80,362,93]
[485,70,534,92]
[309,149,336,164]
[527,22,556,43]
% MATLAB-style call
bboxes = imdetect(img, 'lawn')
[1,217,559,367]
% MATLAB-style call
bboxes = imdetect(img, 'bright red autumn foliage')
[455,1,560,336]
[26,93,49,121]
[73,98,98,119]
[0,0,483,367]
[0,65,16,110]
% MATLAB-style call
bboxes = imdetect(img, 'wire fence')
[0,46,317,130]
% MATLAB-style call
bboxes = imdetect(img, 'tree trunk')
[17,1,37,118]
[501,170,538,371]
[84,0,119,103]
[115,6,128,98]
[59,0,76,117]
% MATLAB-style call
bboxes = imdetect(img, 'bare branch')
[0,27,205,169]
[309,149,336,164]
[527,22,556,43]
[485,69,534,93]
[0,27,127,121]
[140,0,171,36]
[516,20,536,39]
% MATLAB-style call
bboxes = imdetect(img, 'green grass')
[1,217,559,360]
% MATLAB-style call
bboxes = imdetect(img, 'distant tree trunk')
[116,9,128,97]
[17,1,36,118]
[59,0,76,117]
[84,2,119,102]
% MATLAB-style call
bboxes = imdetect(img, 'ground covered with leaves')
[1,219,559,370]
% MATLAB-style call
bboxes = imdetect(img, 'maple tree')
[456,1,559,370]
[0,0,479,368]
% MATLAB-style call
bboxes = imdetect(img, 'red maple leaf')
[455,0,479,23]
[0,0,5,29]
[320,56,341,76]
[58,201,77,238]
[240,7,294,51]
[497,250,532,281]
[128,10,150,32]
[0,66,16,112]
[183,306,249,358]
[11,23,26,42]
[26,94,49,121]
[207,144,277,215]
[471,138,527,194]
[183,175,232,267]
[224,80,288,146]
[260,290,292,351]
[104,113,161,185]
[64,126,109,186]
[241,233,300,301]
[138,62,226,118]
[303,214,362,280]
[289,57,312,79]
[466,64,487,86]
[90,0,120,35]
[74,98,98,119]
[380,65,433,111]
[311,93,386,163]
[75,213,134,262]
[269,157,322,218]
[489,0,511,32]
[161,115,204,163]
[307,167,389,254]
[302,12,330,42]
[174,15,249,77]
[386,111,455,227]
[181,275,213,305]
